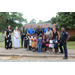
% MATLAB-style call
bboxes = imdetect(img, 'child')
[35,35,38,51]
[54,36,59,54]
[49,37,53,53]
[31,34,36,52]
[24,34,29,51]
[37,35,42,53]
[42,36,46,52]
[28,35,32,50]
[45,35,49,52]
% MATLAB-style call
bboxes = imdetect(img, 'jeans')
[60,42,68,58]
[38,45,42,52]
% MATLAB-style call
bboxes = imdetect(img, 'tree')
[51,12,75,32]
[51,17,56,24]
[29,19,36,24]
[0,12,27,35]
[37,19,51,24]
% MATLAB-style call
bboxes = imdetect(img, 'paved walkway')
[0,48,75,58]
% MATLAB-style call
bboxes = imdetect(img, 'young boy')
[54,36,59,54]
[24,34,29,51]
[42,36,46,52]
[37,35,42,53]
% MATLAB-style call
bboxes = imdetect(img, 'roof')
[22,23,56,29]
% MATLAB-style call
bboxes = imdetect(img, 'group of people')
[5,24,70,59]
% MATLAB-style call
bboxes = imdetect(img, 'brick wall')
[66,29,75,36]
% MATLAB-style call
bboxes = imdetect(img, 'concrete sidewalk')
[0,48,75,58]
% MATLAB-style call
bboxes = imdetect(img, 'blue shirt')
[24,36,28,43]
[44,28,51,33]
[61,31,69,42]
[38,38,42,45]
[27,28,35,35]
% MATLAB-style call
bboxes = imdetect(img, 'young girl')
[45,35,49,52]
[54,36,59,54]
[31,34,36,52]
[29,35,32,50]
[49,37,53,53]
[42,36,46,52]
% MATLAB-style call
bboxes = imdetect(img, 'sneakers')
[37,51,39,53]
[37,51,42,53]
[25,49,28,51]
[40,51,42,53]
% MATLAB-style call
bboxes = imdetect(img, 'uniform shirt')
[35,29,43,36]
[61,31,69,42]
[44,28,51,33]
[27,28,35,35]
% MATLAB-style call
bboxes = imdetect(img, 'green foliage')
[37,19,51,24]
[51,12,75,31]
[69,36,75,41]
[0,12,27,34]
[29,19,36,24]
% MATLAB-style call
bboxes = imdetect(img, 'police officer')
[35,26,42,36]
[40,25,44,35]
[60,28,70,59]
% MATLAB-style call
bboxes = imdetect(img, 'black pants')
[21,35,25,48]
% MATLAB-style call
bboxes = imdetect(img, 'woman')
[52,28,60,53]
[13,27,20,49]
[5,25,12,49]
[52,28,60,40]
[45,27,53,37]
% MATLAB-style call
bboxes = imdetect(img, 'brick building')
[22,23,75,36]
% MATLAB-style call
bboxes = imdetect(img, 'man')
[44,24,51,34]
[60,28,70,59]
[40,25,44,35]
[27,25,35,35]
[20,26,26,48]
[35,26,42,36]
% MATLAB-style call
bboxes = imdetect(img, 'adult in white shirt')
[13,27,20,49]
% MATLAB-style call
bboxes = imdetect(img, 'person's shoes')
[40,51,42,53]
[57,52,59,54]
[59,52,63,53]
[37,51,39,53]
[25,49,28,51]
[63,57,68,59]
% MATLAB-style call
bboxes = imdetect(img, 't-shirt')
[49,40,53,48]
[38,38,42,45]
[46,39,49,44]
[44,28,51,33]
[24,36,28,43]
[54,39,58,48]
[27,28,35,35]
[42,39,46,47]
[45,31,53,37]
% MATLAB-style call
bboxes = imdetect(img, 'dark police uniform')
[60,31,69,58]
[35,29,43,36]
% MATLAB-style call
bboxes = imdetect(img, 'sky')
[15,11,57,25]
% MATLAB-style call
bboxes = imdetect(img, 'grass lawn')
[0,41,75,49]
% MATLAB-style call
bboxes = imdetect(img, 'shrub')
[69,35,75,41]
